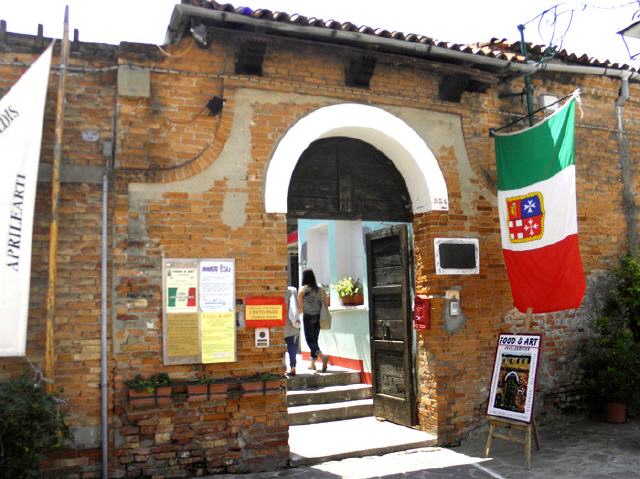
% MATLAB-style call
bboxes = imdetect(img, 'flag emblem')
[506,192,544,243]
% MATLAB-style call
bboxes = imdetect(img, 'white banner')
[0,44,53,357]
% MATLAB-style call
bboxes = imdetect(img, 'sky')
[2,0,639,66]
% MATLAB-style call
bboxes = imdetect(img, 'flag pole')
[44,5,70,393]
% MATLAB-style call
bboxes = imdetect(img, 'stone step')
[287,398,373,425]
[287,370,362,390]
[288,417,438,468]
[287,383,372,407]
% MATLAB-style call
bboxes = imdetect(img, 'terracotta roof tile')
[185,0,631,70]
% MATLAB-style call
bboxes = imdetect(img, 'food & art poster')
[165,267,198,312]
[487,333,542,423]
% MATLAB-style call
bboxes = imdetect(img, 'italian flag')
[494,97,586,313]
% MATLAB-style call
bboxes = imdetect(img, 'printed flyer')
[165,267,198,313]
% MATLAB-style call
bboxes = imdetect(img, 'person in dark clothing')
[297,268,329,372]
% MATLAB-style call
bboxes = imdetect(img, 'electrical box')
[255,328,269,348]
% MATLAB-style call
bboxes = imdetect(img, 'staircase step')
[287,370,361,390]
[287,383,372,407]
[288,398,373,425]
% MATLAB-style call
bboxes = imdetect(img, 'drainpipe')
[616,73,635,252]
[100,84,117,479]
[100,164,109,479]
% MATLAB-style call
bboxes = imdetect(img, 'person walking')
[284,285,300,376]
[297,269,329,372]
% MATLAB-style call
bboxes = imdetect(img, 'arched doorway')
[266,103,448,429]
[288,137,412,221]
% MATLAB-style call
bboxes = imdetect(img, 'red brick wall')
[0,27,637,475]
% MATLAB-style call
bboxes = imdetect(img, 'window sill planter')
[340,293,364,306]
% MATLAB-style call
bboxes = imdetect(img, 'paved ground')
[208,414,640,478]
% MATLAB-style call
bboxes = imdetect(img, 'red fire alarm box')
[414,294,431,330]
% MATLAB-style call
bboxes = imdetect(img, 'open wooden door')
[366,224,416,426]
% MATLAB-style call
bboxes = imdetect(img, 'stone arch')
[264,103,448,214]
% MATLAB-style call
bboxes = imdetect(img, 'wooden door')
[366,224,416,426]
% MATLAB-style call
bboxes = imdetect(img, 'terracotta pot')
[605,402,626,424]
[264,378,282,395]
[242,380,264,397]
[128,389,155,408]
[156,385,173,405]
[209,383,229,400]
[340,293,364,306]
[187,384,209,402]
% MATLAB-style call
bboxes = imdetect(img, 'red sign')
[245,296,286,328]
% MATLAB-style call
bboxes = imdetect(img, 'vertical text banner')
[0,44,53,357]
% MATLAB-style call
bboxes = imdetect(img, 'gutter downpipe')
[100,83,117,479]
[166,5,640,82]
[616,73,635,252]
[100,156,109,479]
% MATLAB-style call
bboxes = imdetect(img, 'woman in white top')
[284,286,300,376]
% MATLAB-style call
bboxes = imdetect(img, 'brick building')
[0,1,638,476]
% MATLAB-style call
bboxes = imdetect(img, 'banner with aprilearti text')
[0,44,53,357]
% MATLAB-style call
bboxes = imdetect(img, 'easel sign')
[487,333,542,423]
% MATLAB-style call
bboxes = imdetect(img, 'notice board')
[162,258,236,365]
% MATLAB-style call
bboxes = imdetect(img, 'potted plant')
[582,316,640,423]
[125,373,172,406]
[334,277,364,306]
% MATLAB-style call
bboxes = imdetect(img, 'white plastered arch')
[264,103,448,214]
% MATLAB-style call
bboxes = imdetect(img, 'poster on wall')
[162,258,236,365]
[487,333,542,423]
[200,260,235,312]
[165,267,198,313]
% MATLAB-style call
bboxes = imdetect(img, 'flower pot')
[340,293,364,306]
[156,385,173,405]
[605,402,626,424]
[128,389,155,408]
[264,378,282,395]
[242,380,264,397]
[209,383,229,400]
[187,384,209,402]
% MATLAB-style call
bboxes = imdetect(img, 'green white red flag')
[494,95,586,313]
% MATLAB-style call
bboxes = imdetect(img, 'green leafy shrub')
[0,374,70,477]
[582,316,640,404]
[581,253,640,410]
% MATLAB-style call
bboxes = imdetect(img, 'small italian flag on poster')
[494,92,586,313]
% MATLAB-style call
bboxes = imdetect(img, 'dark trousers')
[303,313,321,359]
[285,335,297,368]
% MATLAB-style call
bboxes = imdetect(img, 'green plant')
[194,373,213,385]
[613,254,640,340]
[333,277,362,298]
[0,374,71,477]
[125,373,171,393]
[581,316,640,404]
